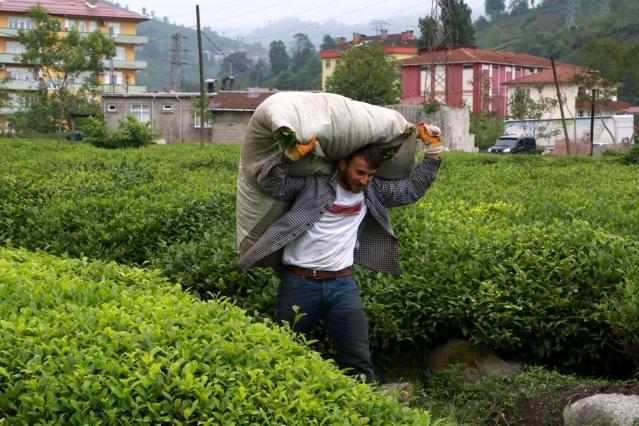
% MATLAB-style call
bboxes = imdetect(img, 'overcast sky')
[120,0,486,36]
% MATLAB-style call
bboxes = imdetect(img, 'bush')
[469,111,505,151]
[622,140,639,164]
[0,247,431,424]
[2,140,639,373]
[82,115,157,149]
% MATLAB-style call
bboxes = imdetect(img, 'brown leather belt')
[286,266,353,280]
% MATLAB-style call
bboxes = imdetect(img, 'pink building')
[399,46,551,117]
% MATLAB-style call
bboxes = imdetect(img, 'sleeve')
[370,155,440,208]
[256,152,307,201]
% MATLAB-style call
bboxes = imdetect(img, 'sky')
[119,0,486,36]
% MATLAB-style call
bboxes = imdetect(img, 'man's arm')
[370,153,440,207]
[256,136,318,201]
[256,152,307,201]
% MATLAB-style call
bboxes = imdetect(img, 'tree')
[217,52,252,89]
[325,42,402,105]
[507,87,560,140]
[320,35,338,51]
[509,0,529,14]
[290,33,316,73]
[583,37,639,103]
[269,40,290,75]
[441,0,475,45]
[417,16,439,48]
[17,5,115,136]
[485,0,506,19]
[247,58,269,87]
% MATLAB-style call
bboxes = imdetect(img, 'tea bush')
[82,115,157,149]
[0,247,431,424]
[1,139,639,372]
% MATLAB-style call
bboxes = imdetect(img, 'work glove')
[417,122,443,155]
[284,135,318,161]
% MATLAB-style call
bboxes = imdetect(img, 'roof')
[101,92,202,99]
[576,100,632,111]
[399,46,551,68]
[209,91,277,111]
[0,0,148,21]
[623,106,639,114]
[503,63,595,85]
[319,31,418,58]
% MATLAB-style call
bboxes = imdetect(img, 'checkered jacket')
[238,153,440,276]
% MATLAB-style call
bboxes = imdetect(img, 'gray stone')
[563,393,639,426]
[428,339,523,383]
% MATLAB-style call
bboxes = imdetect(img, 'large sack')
[236,92,418,257]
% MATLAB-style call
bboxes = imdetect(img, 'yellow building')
[319,30,418,90]
[0,0,148,114]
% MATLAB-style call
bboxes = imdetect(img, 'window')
[107,104,117,112]
[9,17,35,30]
[325,59,331,69]
[162,104,174,111]
[131,104,150,122]
[194,111,212,128]
[71,71,94,84]
[6,41,26,54]
[108,22,121,36]
[104,71,124,85]
[89,20,97,32]
[5,67,35,81]
[115,46,126,60]
[79,21,87,32]
[65,19,76,30]
[336,60,341,66]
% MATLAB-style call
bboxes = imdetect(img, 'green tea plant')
[82,115,157,149]
[0,247,431,424]
[1,139,639,373]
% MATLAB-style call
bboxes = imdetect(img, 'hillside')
[474,0,638,102]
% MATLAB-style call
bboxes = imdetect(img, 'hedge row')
[0,247,431,424]
[1,139,638,371]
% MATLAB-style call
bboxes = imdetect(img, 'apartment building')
[0,0,148,112]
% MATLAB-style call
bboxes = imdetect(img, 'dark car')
[487,136,537,154]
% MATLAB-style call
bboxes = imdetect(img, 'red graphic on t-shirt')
[327,202,362,216]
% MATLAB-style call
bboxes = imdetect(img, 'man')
[239,123,442,382]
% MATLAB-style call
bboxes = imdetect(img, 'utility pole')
[170,33,186,92]
[589,90,596,156]
[196,5,205,147]
[551,58,571,155]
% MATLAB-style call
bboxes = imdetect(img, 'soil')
[512,383,639,425]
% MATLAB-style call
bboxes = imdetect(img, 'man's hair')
[346,144,382,169]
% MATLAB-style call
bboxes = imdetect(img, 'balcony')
[2,79,41,90]
[114,34,148,45]
[0,28,20,38]
[101,59,147,70]
[0,53,22,65]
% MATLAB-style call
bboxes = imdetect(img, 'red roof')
[319,31,418,58]
[503,63,595,85]
[576,100,631,111]
[209,91,277,111]
[0,0,148,21]
[399,46,551,68]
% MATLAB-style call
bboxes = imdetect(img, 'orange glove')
[284,135,318,161]
[417,123,443,155]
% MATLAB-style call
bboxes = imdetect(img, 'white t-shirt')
[282,184,367,271]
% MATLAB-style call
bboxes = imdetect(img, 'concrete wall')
[388,104,476,152]
[211,111,252,144]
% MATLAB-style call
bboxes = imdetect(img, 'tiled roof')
[399,46,551,68]
[503,63,594,85]
[209,90,277,111]
[0,0,148,21]
[319,31,418,58]
[576,100,632,111]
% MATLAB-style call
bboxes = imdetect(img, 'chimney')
[86,0,97,5]
[380,29,388,40]
[339,36,347,45]
[353,32,366,43]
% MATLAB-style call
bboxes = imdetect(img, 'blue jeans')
[277,272,375,383]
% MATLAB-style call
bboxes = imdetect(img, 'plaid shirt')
[239,153,440,276]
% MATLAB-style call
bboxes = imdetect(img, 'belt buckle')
[312,269,317,278]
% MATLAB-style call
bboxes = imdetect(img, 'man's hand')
[417,123,443,156]
[284,136,318,161]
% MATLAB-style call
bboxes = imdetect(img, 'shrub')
[82,115,157,149]
[622,140,639,164]
[0,247,431,424]
[469,111,505,151]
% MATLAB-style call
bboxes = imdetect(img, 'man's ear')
[338,159,347,172]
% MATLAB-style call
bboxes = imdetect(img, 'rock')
[154,138,167,145]
[563,393,639,426]
[376,382,415,403]
[428,339,523,383]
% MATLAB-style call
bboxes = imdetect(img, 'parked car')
[487,136,537,154]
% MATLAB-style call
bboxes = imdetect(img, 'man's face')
[337,155,377,193]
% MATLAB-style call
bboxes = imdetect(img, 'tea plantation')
[1,139,638,421]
